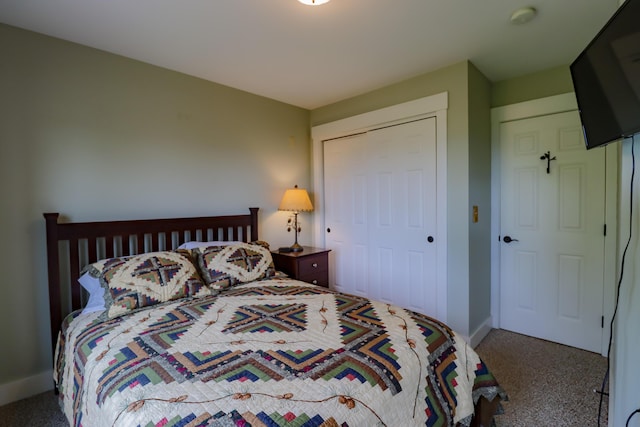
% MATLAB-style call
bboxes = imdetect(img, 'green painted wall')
[467,63,492,334]
[0,23,310,394]
[491,64,575,108]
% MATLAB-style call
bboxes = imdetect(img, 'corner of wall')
[470,316,494,348]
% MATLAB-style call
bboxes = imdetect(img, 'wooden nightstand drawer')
[297,253,328,275]
[271,246,331,287]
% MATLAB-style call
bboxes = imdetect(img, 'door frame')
[311,92,449,322]
[491,92,618,355]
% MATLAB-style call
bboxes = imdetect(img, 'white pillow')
[177,241,240,250]
[78,271,105,314]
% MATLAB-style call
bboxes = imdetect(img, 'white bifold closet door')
[323,117,438,317]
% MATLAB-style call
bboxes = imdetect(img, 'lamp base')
[290,242,304,252]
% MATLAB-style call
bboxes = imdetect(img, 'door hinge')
[604,224,607,237]
[601,316,605,328]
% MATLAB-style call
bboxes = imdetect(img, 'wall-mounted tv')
[570,0,640,150]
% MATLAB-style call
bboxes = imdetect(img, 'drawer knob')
[312,263,318,268]
[312,280,318,284]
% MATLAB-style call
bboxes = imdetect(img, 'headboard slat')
[105,236,115,259]
[122,236,132,257]
[69,242,82,310]
[43,208,259,355]
[136,235,144,255]
[87,238,97,265]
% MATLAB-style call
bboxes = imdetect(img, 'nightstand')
[271,247,331,288]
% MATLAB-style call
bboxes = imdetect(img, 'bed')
[44,208,506,427]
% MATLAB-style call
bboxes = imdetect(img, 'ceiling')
[0,0,620,109]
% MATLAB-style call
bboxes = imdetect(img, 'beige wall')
[0,23,310,392]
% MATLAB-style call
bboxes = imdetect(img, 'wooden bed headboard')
[43,208,259,352]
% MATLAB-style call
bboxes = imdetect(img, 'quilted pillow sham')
[193,242,276,291]
[85,250,210,319]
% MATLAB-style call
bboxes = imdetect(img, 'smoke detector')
[510,7,537,24]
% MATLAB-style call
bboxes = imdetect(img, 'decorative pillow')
[86,250,209,319]
[179,240,270,250]
[250,240,271,250]
[193,242,276,291]
[177,241,241,250]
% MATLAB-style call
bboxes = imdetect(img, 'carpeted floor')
[0,328,608,427]
[0,389,67,427]
[474,328,608,426]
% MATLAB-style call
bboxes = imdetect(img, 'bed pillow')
[193,242,276,291]
[177,241,240,250]
[86,250,210,319]
[78,271,105,314]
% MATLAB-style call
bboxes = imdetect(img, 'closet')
[312,93,448,320]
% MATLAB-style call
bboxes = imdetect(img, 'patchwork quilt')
[55,278,505,427]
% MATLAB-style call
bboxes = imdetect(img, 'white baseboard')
[470,316,493,348]
[0,370,54,407]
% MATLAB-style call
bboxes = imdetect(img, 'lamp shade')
[278,186,313,212]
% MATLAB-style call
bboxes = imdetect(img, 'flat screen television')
[570,0,640,150]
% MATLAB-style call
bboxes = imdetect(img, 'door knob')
[502,235,519,243]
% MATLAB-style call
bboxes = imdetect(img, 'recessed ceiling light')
[510,7,537,24]
[298,0,330,5]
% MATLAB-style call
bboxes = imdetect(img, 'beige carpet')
[0,328,608,426]
[475,328,608,427]
[0,390,67,427]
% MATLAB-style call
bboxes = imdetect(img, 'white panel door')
[324,117,438,317]
[324,133,370,296]
[499,110,606,353]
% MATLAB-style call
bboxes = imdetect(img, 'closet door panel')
[324,134,370,297]
[324,117,438,317]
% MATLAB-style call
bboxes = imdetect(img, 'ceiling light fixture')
[298,0,330,5]
[510,7,537,24]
